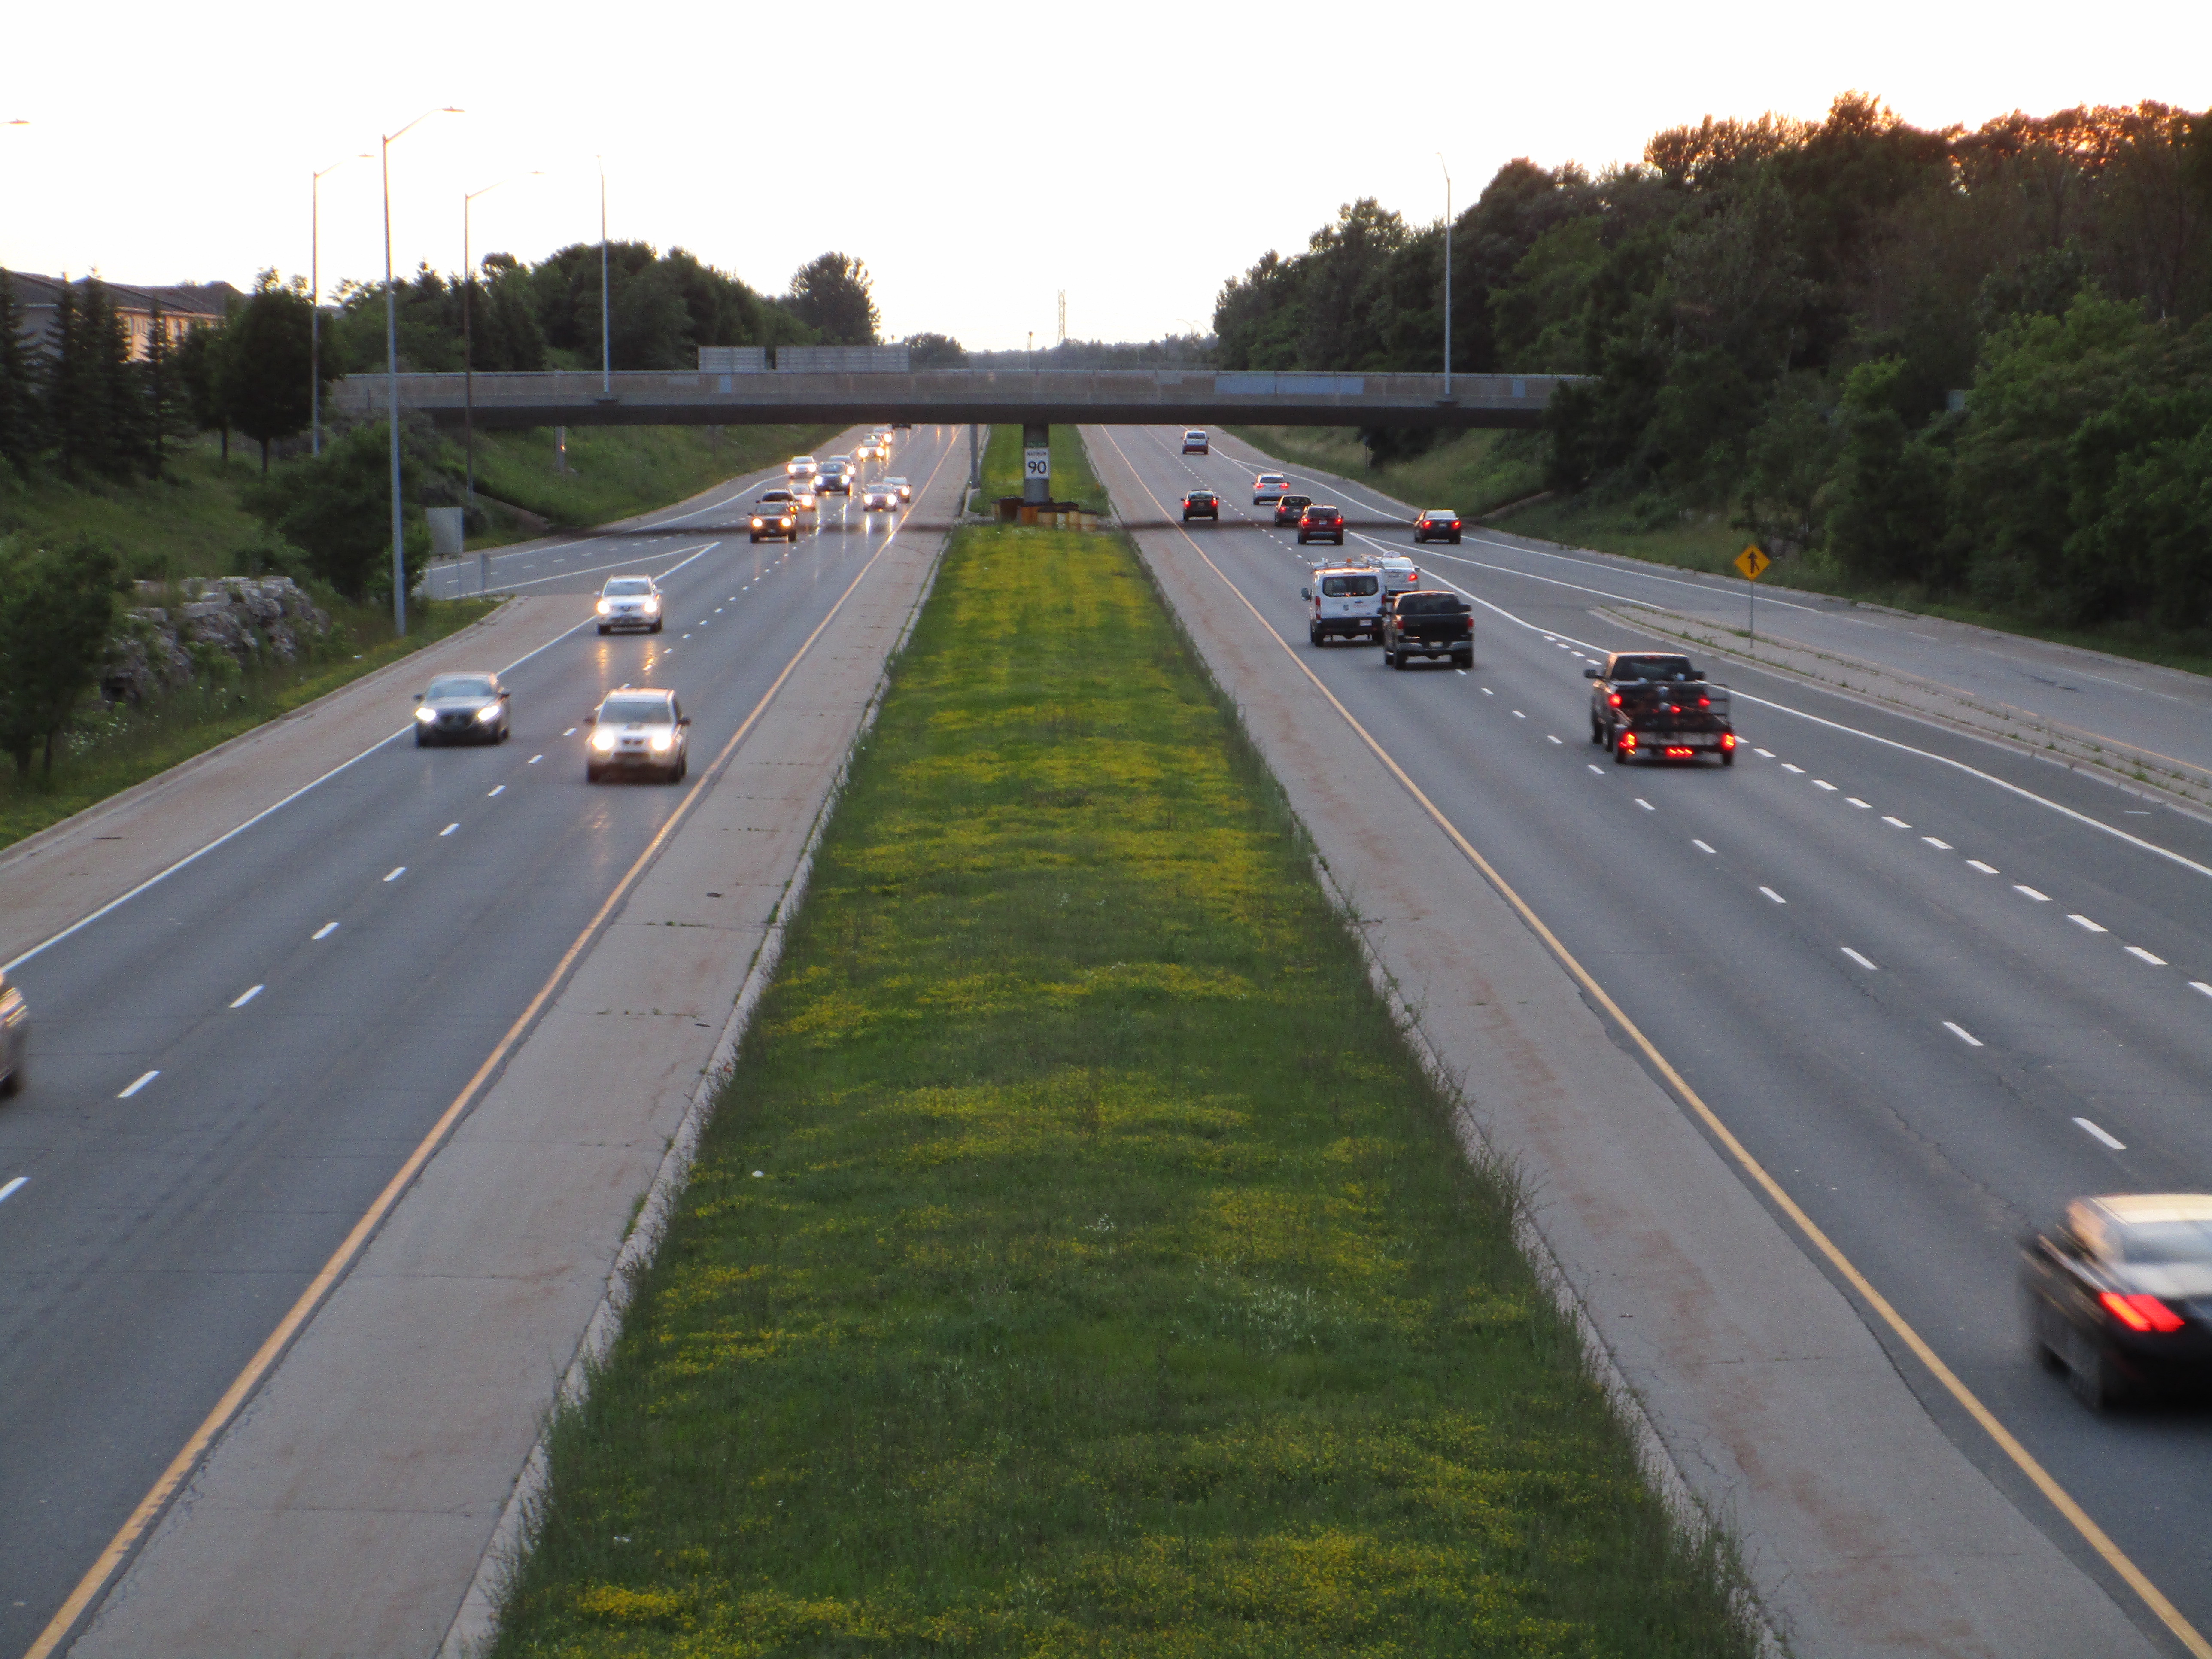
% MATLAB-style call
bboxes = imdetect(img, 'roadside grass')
[979,422,1105,510]
[467,423,841,538]
[0,596,494,851]
[489,523,1755,1656]
[1226,425,1546,520]
[0,438,274,580]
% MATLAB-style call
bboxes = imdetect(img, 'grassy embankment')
[488,503,1754,1653]
[465,422,841,539]
[1227,425,2212,678]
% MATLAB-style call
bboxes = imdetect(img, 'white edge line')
[0,1175,27,1204]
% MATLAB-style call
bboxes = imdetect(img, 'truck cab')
[1586,652,1737,765]
[1301,564,1383,645]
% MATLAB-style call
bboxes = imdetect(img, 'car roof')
[2091,1194,2212,1224]
[600,686,675,704]
[602,574,657,586]
[1423,508,1458,516]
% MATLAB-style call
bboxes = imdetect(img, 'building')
[6,270,241,360]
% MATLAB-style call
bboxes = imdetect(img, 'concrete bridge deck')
[328,367,1572,431]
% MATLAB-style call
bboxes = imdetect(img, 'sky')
[4,0,2206,352]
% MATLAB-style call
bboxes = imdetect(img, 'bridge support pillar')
[1022,422,1050,504]
[968,424,980,506]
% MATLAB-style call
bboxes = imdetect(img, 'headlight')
[647,730,674,753]
[591,728,617,752]
[414,706,435,723]
[596,599,612,614]
[751,517,764,528]
[475,705,500,722]
[643,597,661,614]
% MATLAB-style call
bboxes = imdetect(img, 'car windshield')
[599,697,672,726]
[1401,595,1464,614]
[1282,496,1309,508]
[1613,656,1695,681]
[604,579,653,596]
[1258,475,1285,485]
[1309,507,1340,519]
[2120,1221,2212,1264]
[426,675,495,699]
[1320,575,1379,596]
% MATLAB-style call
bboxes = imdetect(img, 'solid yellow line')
[1094,425,2212,1659]
[24,437,955,1659]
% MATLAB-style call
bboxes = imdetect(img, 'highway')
[0,424,956,1656]
[1099,424,2212,1652]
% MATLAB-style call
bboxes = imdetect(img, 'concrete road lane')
[1096,423,2212,1655]
[0,425,954,1657]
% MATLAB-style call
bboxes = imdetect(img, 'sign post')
[1734,544,1771,654]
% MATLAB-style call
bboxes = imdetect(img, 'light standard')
[463,172,542,505]
[1438,153,1452,397]
[311,154,370,456]
[598,156,611,397]
[381,105,462,639]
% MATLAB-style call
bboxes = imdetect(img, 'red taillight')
[1698,696,1711,708]
[1665,746,1693,758]
[1451,520,1461,529]
[2101,1291,2185,1332]
[1621,732,1637,750]
[1607,693,1622,707]
[1721,733,1737,750]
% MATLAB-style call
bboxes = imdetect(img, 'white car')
[1358,554,1422,600]
[1182,430,1209,455]
[860,483,899,511]
[786,455,820,481]
[596,575,664,635]
[586,686,690,784]
[885,476,912,501]
[1252,473,1289,504]
[0,969,27,1097]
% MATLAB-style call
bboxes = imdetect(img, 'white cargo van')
[1301,564,1384,645]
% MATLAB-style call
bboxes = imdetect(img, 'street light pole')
[382,106,462,640]
[1438,154,1452,397]
[311,155,369,457]
[598,157,611,397]
[463,173,542,509]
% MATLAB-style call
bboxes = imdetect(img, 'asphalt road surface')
[0,425,957,1656]
[1106,425,2212,1652]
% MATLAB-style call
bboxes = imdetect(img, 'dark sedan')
[2024,1193,2212,1408]
[1296,504,1345,546]
[1273,494,1312,526]
[1181,489,1220,522]
[413,672,511,746]
[1413,508,1463,544]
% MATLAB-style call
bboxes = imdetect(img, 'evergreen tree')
[225,271,320,471]
[0,533,125,779]
[0,269,43,473]
[140,301,194,474]
[176,320,234,461]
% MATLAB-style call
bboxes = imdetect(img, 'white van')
[1300,564,1384,646]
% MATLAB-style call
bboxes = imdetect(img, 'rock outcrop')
[104,577,334,704]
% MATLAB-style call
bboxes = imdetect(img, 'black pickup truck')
[1382,591,1473,669]
[1585,652,1736,764]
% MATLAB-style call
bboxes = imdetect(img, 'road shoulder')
[1087,424,2157,1659]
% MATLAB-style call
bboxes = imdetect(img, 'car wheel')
[2030,1296,2069,1373]
[586,763,602,783]
[1450,533,1463,544]
[2066,1330,2128,1410]
[1721,748,1736,766]
[1334,534,1344,545]
[1613,738,1632,765]
[597,624,609,635]
[675,755,688,782]
[651,620,663,634]
[0,1057,22,1097]
[1454,651,1472,670]
[415,729,428,747]
[1309,626,1322,647]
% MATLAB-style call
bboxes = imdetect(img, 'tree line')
[1213,95,2212,635]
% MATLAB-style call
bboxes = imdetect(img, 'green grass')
[0,595,495,851]
[0,439,276,581]
[488,523,1754,1657]
[467,423,842,537]
[978,423,1105,511]
[1226,426,1546,520]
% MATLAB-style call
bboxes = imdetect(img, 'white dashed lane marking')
[1782,763,1805,775]
[1814,780,1836,791]
[1760,887,1787,905]
[2126,946,2167,966]
[1635,799,1654,811]
[1847,798,1871,808]
[2069,915,2108,933]
[1882,816,1911,830]
[2015,885,2048,901]
[0,1176,25,1205]
[2075,1118,2126,1150]
[1923,837,1953,851]
[312,922,340,940]
[1944,1021,1985,1048]
[1694,840,1716,854]
[383,867,406,884]
[118,1070,159,1099]
[439,823,459,838]
[229,985,262,1008]
[1546,735,1562,745]
[1966,861,1998,875]
[1841,948,1878,971]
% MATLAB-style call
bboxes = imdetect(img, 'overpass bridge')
[329,367,1571,433]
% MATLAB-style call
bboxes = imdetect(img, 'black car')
[1182,489,1220,522]
[1413,508,1463,544]
[1296,504,1344,546]
[413,672,511,745]
[1273,494,1312,526]
[2025,1194,2212,1408]
[1381,591,1472,670]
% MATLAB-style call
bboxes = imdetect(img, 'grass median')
[492,521,1753,1657]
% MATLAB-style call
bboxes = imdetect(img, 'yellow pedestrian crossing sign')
[1734,544,1771,581]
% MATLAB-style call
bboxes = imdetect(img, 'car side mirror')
[1300,588,1310,600]
[1690,671,1706,681]
[413,692,423,702]
[678,716,692,727]
[1583,668,1599,679]
[583,714,596,726]
[499,690,511,699]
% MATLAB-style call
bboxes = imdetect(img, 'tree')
[46,277,137,481]
[139,302,196,474]
[1735,383,1841,555]
[225,270,322,471]
[906,331,966,368]
[786,253,879,344]
[175,319,235,460]
[1826,358,1953,585]
[0,269,42,474]
[0,534,125,779]
[244,419,448,600]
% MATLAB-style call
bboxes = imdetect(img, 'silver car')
[596,576,665,635]
[413,672,511,746]
[586,687,691,783]
[861,483,899,511]
[0,970,27,1097]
